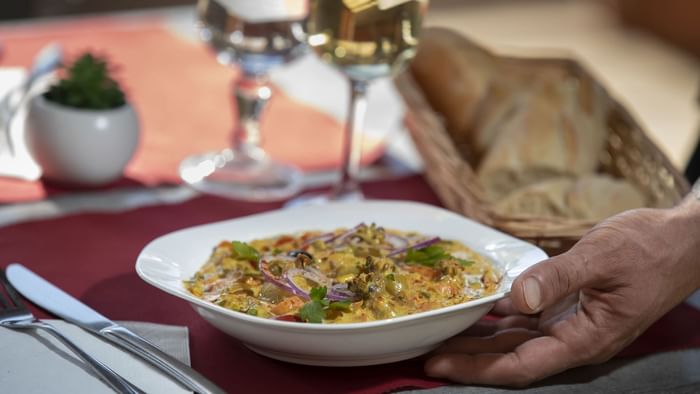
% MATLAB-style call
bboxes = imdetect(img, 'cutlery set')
[1,263,224,394]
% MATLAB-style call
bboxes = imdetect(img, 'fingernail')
[426,358,451,378]
[523,277,541,311]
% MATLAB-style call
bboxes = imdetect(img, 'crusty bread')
[469,79,528,159]
[476,71,609,199]
[410,28,495,161]
[493,174,647,220]
[493,177,573,218]
[407,28,637,221]
[567,175,647,220]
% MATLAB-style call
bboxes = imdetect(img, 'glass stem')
[230,73,272,158]
[333,78,369,199]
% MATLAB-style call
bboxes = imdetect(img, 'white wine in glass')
[179,0,307,201]
[293,0,428,204]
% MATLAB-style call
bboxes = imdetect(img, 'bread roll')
[493,177,573,218]
[493,174,647,221]
[476,73,609,199]
[410,28,495,159]
[567,175,647,220]
[469,80,529,159]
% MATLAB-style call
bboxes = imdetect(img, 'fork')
[0,269,144,394]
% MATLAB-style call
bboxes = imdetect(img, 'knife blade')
[6,263,225,394]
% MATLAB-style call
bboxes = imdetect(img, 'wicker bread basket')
[396,30,690,255]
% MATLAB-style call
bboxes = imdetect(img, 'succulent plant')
[44,52,126,110]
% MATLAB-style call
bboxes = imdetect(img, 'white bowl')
[26,95,139,186]
[135,201,547,366]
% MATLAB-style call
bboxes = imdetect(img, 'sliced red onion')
[259,254,300,296]
[329,223,366,244]
[303,266,328,281]
[384,233,409,250]
[284,267,332,299]
[288,267,328,286]
[279,268,312,299]
[387,236,441,257]
[300,232,335,248]
[327,283,357,301]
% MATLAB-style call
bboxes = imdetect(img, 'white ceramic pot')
[26,95,140,186]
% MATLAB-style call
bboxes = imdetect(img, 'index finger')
[425,335,580,387]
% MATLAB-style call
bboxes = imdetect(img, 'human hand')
[425,206,700,387]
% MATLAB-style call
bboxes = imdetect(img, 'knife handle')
[100,325,225,394]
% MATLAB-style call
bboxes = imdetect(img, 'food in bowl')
[185,223,500,323]
[136,200,547,366]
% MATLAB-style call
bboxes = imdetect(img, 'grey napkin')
[401,349,700,394]
[0,320,192,393]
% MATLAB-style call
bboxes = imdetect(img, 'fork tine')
[0,269,21,309]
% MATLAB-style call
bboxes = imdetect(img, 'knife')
[6,263,225,394]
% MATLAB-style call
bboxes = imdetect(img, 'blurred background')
[2,0,700,61]
[1,0,699,198]
[1,0,193,20]
[2,0,698,172]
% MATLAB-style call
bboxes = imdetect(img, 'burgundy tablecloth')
[1,175,699,393]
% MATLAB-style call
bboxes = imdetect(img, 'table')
[1,2,699,393]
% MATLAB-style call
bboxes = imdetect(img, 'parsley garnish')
[405,246,450,267]
[299,286,353,323]
[405,246,474,267]
[299,286,327,323]
[230,241,260,261]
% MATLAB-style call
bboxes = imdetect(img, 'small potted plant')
[26,52,139,186]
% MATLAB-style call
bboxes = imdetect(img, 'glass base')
[284,187,364,208]
[179,149,303,202]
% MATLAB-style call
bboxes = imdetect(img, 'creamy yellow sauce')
[185,224,500,323]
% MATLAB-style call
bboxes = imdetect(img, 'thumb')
[510,250,598,314]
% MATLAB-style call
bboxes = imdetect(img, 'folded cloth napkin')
[0,320,191,394]
[0,67,41,181]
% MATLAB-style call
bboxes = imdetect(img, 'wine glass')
[288,0,429,205]
[179,0,307,201]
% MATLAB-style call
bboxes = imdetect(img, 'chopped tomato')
[274,236,295,247]
[403,264,439,279]
[270,296,305,315]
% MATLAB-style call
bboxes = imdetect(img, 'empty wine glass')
[179,0,307,201]
[288,0,429,205]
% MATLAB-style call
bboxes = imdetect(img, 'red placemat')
[1,175,699,393]
[0,16,383,203]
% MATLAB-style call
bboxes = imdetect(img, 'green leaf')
[309,286,327,302]
[230,241,260,261]
[405,246,449,267]
[300,286,351,323]
[405,246,475,267]
[299,300,325,323]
